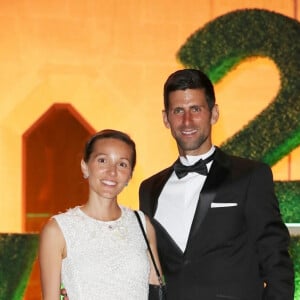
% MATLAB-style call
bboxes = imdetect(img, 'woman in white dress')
[39,129,163,300]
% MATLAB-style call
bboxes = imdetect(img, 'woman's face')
[81,138,133,201]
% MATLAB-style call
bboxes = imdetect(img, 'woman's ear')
[211,104,219,125]
[81,159,89,179]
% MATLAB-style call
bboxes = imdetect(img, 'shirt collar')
[179,146,216,166]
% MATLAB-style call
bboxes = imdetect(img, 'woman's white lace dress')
[53,206,149,300]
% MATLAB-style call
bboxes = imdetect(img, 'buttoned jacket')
[139,147,294,300]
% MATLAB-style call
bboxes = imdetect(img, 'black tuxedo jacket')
[139,148,294,300]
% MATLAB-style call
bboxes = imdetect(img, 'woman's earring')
[83,174,89,179]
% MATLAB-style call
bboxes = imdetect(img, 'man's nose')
[182,112,192,125]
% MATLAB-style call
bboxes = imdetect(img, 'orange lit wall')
[0,0,299,232]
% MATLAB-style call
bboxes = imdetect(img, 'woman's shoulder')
[53,206,81,218]
[40,216,62,240]
[120,205,147,219]
[50,206,85,229]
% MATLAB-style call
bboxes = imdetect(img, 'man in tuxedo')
[139,69,294,300]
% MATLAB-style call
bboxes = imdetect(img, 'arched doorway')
[22,103,95,299]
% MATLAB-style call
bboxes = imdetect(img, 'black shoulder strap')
[134,210,163,285]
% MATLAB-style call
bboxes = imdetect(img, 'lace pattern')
[53,206,149,300]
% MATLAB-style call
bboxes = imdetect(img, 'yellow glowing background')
[0,0,299,233]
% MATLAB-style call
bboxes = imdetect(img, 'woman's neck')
[81,200,121,221]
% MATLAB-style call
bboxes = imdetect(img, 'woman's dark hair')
[83,129,136,172]
[163,69,216,112]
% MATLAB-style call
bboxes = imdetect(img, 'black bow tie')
[173,151,215,179]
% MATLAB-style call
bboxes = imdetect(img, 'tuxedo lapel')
[146,166,184,255]
[188,148,231,242]
[148,167,174,217]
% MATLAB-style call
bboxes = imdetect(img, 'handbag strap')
[134,210,164,286]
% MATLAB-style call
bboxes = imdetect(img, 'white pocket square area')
[211,202,238,208]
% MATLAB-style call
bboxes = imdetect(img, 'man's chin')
[178,143,200,153]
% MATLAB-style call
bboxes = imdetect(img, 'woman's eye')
[119,162,128,168]
[97,158,105,163]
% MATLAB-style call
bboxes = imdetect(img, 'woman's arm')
[145,215,163,285]
[39,218,66,300]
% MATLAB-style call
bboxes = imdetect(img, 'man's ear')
[162,110,170,128]
[211,104,219,125]
[81,159,89,179]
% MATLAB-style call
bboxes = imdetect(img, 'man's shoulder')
[140,165,173,186]
[216,148,270,173]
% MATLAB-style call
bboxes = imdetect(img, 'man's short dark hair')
[163,69,216,111]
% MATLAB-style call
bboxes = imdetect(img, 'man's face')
[162,88,219,156]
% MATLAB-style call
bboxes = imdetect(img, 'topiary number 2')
[177,8,300,224]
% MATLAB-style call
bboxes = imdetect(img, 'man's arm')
[246,163,294,299]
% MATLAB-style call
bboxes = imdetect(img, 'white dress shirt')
[154,146,215,252]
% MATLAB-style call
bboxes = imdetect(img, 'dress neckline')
[76,205,124,224]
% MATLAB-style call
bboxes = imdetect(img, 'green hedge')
[276,181,300,223]
[177,8,300,230]
[0,234,38,299]
[290,236,300,300]
[177,8,300,165]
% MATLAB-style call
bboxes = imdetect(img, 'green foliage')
[275,181,300,223]
[177,8,300,166]
[0,234,39,300]
[177,8,300,226]
[290,236,300,300]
